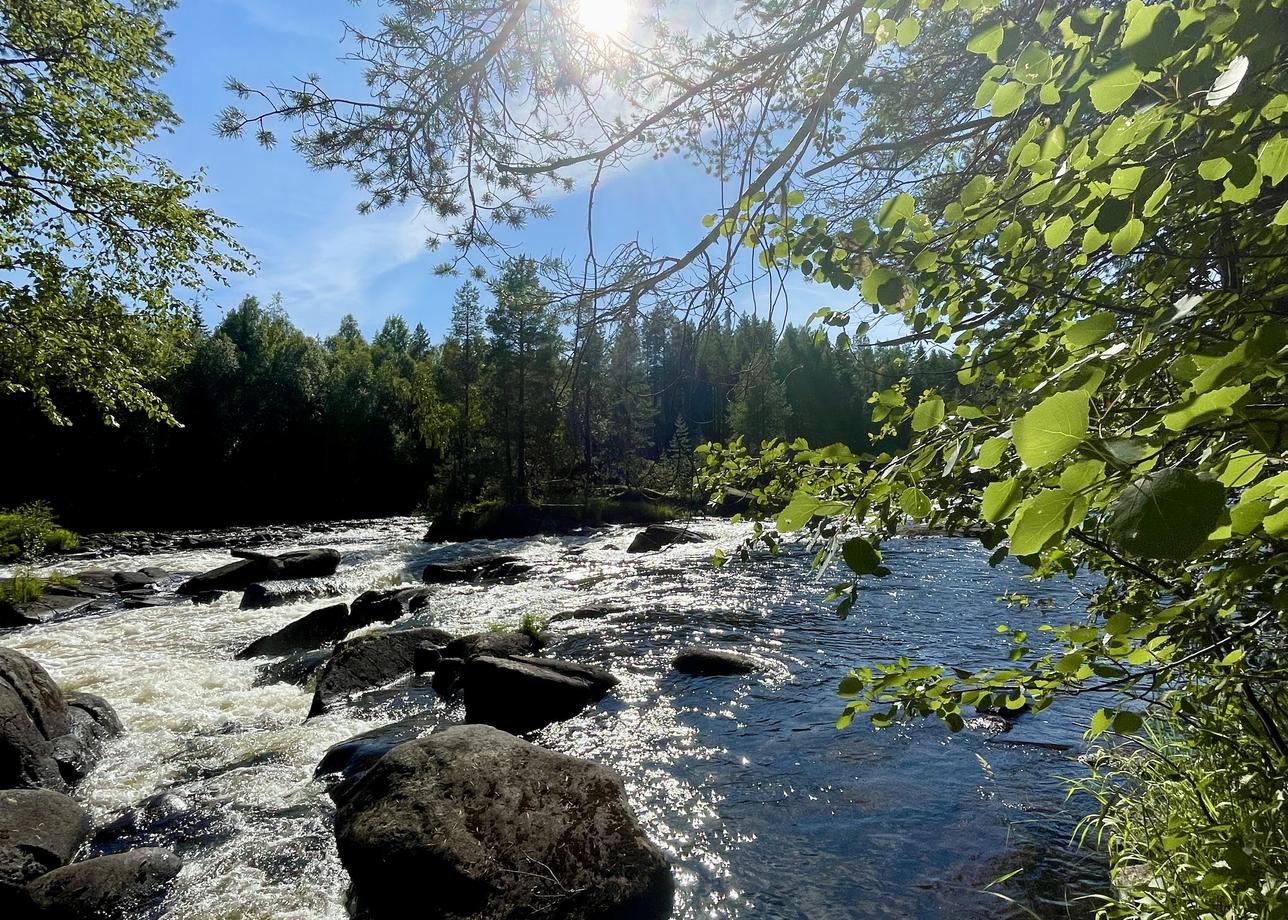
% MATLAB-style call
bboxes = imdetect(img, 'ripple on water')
[4,516,1104,919]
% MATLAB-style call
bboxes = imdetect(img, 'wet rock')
[672,647,759,676]
[626,524,706,553]
[421,554,531,585]
[238,581,342,611]
[23,847,182,919]
[0,788,91,894]
[0,649,71,790]
[335,725,673,920]
[349,586,431,628]
[236,603,351,659]
[51,710,106,785]
[548,604,628,623]
[308,627,453,717]
[431,658,465,697]
[177,548,341,595]
[463,656,618,734]
[442,630,544,661]
[192,590,223,606]
[0,592,95,629]
[412,645,441,674]
[252,649,331,688]
[90,792,198,855]
[315,714,439,803]
[65,692,123,739]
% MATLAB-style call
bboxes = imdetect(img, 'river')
[4,516,1105,919]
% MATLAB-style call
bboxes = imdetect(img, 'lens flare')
[576,0,630,36]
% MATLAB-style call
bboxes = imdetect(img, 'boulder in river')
[463,655,618,735]
[253,648,331,688]
[308,627,452,717]
[672,647,760,676]
[441,630,544,661]
[23,847,182,919]
[430,657,465,697]
[422,554,531,585]
[0,649,72,790]
[315,713,439,803]
[349,586,431,628]
[548,604,628,624]
[236,603,351,659]
[90,791,206,855]
[335,724,673,920]
[238,580,342,611]
[176,548,341,595]
[0,788,90,895]
[627,524,706,554]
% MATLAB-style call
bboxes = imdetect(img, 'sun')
[576,0,631,36]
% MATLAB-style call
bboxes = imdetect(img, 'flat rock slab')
[308,627,453,717]
[422,555,531,584]
[627,525,706,554]
[177,548,340,595]
[463,655,618,734]
[335,724,673,920]
[672,647,760,676]
[24,847,182,919]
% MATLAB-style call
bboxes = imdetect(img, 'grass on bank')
[0,501,79,562]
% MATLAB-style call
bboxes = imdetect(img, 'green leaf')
[1112,710,1144,734]
[1106,468,1227,560]
[842,537,883,575]
[777,492,821,532]
[1089,708,1112,737]
[991,82,1026,117]
[966,22,1005,59]
[1161,384,1251,431]
[1043,215,1074,247]
[1089,65,1142,114]
[876,192,915,228]
[982,478,1023,523]
[1008,489,1086,555]
[976,437,1010,470]
[1063,312,1115,349]
[1261,136,1288,185]
[960,174,990,207]
[1276,200,1288,226]
[786,189,806,207]
[895,17,921,46]
[911,395,945,431]
[1199,157,1232,180]
[1013,390,1090,469]
[1014,43,1053,85]
[1111,218,1145,256]
[900,488,932,519]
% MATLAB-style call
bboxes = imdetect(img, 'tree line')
[1,258,959,530]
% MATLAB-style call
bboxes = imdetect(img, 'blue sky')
[154,0,836,340]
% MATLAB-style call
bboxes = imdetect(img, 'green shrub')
[0,502,80,561]
[0,573,47,605]
[518,612,545,638]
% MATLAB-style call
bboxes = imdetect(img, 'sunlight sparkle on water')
[576,0,631,36]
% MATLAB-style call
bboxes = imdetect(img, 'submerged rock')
[253,648,331,688]
[626,524,706,553]
[672,647,760,676]
[0,788,90,895]
[335,725,673,920]
[463,655,618,735]
[236,603,351,659]
[238,581,342,611]
[548,604,628,623]
[308,627,452,717]
[176,548,341,595]
[90,792,202,855]
[349,586,431,628]
[421,554,531,585]
[23,847,182,919]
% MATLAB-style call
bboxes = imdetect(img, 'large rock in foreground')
[23,847,182,919]
[177,548,340,595]
[0,649,72,790]
[308,627,452,717]
[335,725,673,920]
[422,555,531,585]
[626,525,705,554]
[463,656,617,735]
[0,789,90,895]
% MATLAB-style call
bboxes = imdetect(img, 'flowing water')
[4,516,1106,919]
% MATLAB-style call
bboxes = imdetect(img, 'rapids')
[4,516,1104,919]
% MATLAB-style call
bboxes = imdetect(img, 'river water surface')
[5,516,1105,919]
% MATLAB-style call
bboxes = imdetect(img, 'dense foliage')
[0,280,956,528]
[0,501,78,562]
[0,0,248,424]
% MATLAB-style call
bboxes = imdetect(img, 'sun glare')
[576,0,631,36]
